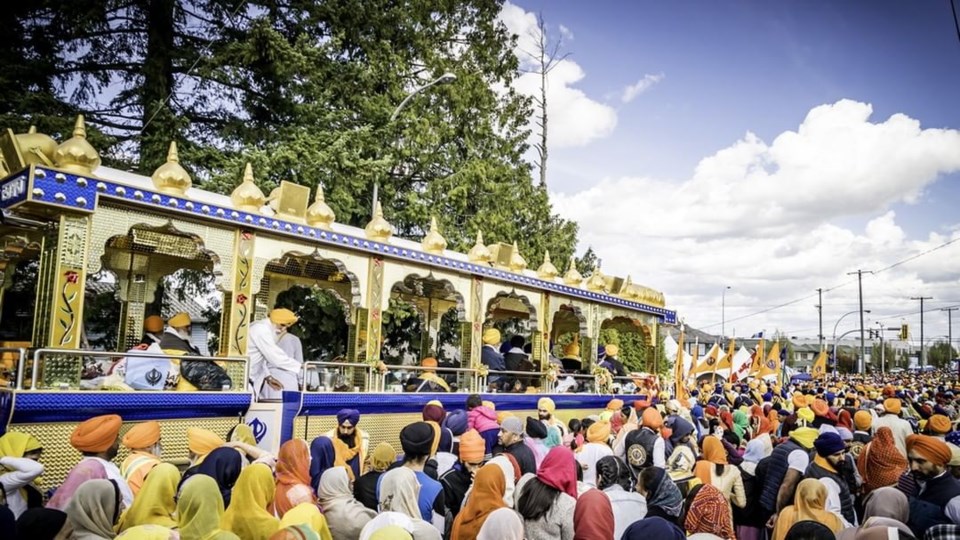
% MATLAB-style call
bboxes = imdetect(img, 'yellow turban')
[929,414,952,435]
[371,442,397,472]
[604,344,619,357]
[71,414,122,453]
[0,432,42,457]
[563,338,580,358]
[792,392,806,409]
[143,315,164,333]
[587,420,612,443]
[187,427,224,457]
[790,427,819,449]
[607,399,624,411]
[269,308,299,326]
[599,411,613,422]
[482,400,496,411]
[482,328,501,345]
[122,421,161,449]
[884,398,902,415]
[854,410,872,431]
[797,407,815,425]
[168,312,191,328]
[538,397,556,413]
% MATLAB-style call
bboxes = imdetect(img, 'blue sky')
[500,1,960,353]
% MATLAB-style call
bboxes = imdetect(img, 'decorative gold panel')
[7,416,240,493]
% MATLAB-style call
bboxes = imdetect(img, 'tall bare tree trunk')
[527,12,569,190]
[140,0,177,171]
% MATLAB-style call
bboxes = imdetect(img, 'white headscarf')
[379,467,421,519]
[740,438,769,476]
[477,508,524,540]
[317,467,377,540]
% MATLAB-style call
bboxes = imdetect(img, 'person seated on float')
[560,336,583,373]
[247,308,304,400]
[600,344,628,378]
[161,312,231,391]
[405,357,451,392]
[139,315,164,347]
[480,328,506,391]
[160,312,202,355]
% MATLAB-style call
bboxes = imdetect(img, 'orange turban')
[143,315,164,333]
[928,414,952,435]
[421,357,438,369]
[459,429,485,463]
[607,399,624,411]
[187,427,224,457]
[641,407,663,430]
[854,410,872,431]
[70,414,122,453]
[884,398,902,415]
[811,399,830,418]
[792,392,806,409]
[122,421,161,449]
[907,434,952,467]
[587,420,611,443]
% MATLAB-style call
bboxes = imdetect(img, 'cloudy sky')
[498,0,960,352]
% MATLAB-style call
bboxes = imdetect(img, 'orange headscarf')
[274,439,316,517]
[694,435,728,486]
[450,463,506,540]
[772,479,844,540]
[858,427,908,494]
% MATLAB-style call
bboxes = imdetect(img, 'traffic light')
[900,324,909,340]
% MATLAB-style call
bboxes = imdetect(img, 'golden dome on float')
[151,141,192,195]
[53,115,100,175]
[509,241,527,272]
[305,185,336,229]
[364,201,393,242]
[467,230,492,263]
[586,266,607,292]
[536,250,559,280]
[16,126,57,166]
[562,255,583,286]
[230,163,266,213]
[421,216,447,254]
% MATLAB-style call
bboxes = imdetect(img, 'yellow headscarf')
[115,525,177,539]
[369,526,414,540]
[279,503,333,540]
[371,442,397,472]
[772,479,844,540]
[229,424,257,447]
[118,462,180,531]
[221,463,280,540]
[177,475,239,540]
[0,431,42,457]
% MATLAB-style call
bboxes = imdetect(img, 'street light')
[832,310,870,368]
[372,72,458,215]
[722,286,731,342]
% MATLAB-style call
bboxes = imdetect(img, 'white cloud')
[559,24,574,41]
[552,99,960,342]
[622,73,665,103]
[498,2,616,149]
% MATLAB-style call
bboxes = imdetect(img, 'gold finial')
[467,230,492,263]
[305,185,336,229]
[53,115,101,174]
[151,141,192,195]
[421,216,447,254]
[16,126,57,166]
[364,201,393,242]
[536,250,559,280]
[586,265,607,292]
[230,163,266,213]
[562,255,583,286]
[508,241,527,272]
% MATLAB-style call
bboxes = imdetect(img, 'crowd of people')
[3,372,960,539]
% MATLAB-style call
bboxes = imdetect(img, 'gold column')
[469,276,482,364]
[364,257,384,362]
[33,215,91,349]
[222,230,255,356]
[538,292,551,369]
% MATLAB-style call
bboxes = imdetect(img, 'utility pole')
[847,270,872,374]
[943,307,958,376]
[816,288,823,351]
[912,296,933,368]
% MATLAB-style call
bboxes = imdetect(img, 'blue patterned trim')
[0,166,676,324]
[290,392,635,417]
[8,392,251,424]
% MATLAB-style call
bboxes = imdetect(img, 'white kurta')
[247,318,303,399]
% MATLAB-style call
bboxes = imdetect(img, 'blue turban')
[443,409,468,436]
[814,432,845,457]
[337,408,360,426]
[946,430,960,447]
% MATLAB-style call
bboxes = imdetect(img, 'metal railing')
[374,364,480,393]
[26,348,248,391]
[301,361,374,393]
[485,369,551,393]
[0,347,29,390]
